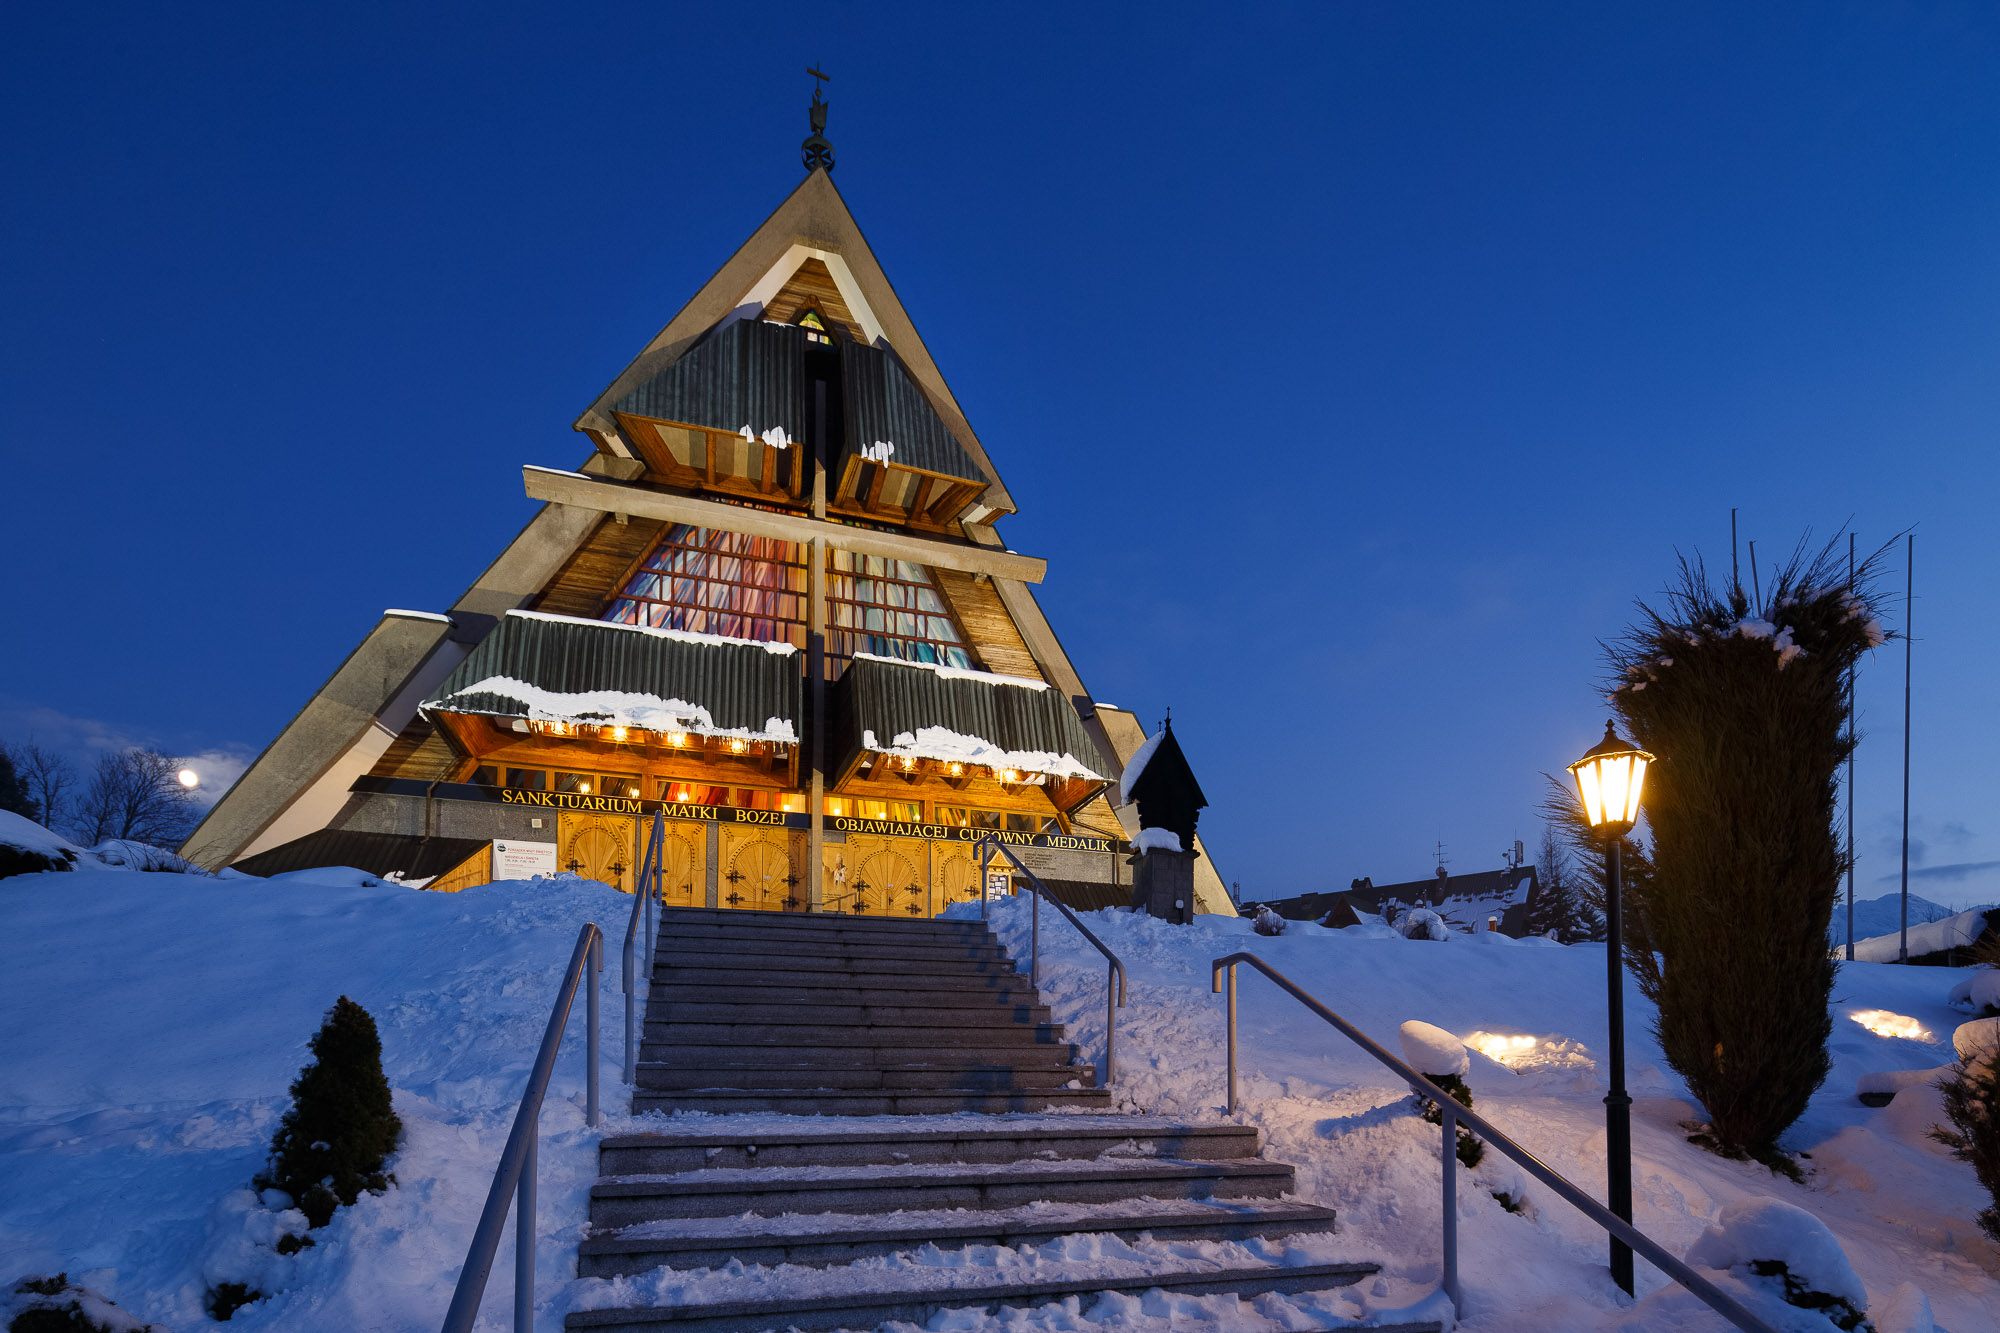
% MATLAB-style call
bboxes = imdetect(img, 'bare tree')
[7,741,79,829]
[75,748,197,847]
[1527,821,1601,943]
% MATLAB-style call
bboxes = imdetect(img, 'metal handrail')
[1210,952,1777,1332]
[622,810,665,1083]
[976,835,1127,1083]
[441,922,603,1333]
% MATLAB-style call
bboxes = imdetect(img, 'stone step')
[577,1199,1341,1275]
[630,1087,1114,1117]
[648,965,1027,993]
[651,936,1010,962]
[635,1043,1083,1070]
[656,920,995,947]
[660,944,1016,976]
[642,1020,1068,1046]
[646,1001,1052,1027]
[655,906,988,933]
[635,1062,1096,1091]
[648,982,1045,1008]
[596,1122,1262,1173]
[562,1261,1402,1333]
[589,1156,1294,1226]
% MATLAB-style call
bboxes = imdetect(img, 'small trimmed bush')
[254,997,401,1228]
[1932,1057,2000,1242]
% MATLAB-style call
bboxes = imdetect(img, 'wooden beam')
[524,466,1048,583]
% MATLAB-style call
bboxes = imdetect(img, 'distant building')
[182,151,1238,918]
[1257,864,1541,937]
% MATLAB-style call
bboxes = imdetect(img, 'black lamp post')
[1567,719,1653,1297]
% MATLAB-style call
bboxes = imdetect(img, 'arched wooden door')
[933,843,983,911]
[836,835,929,917]
[720,831,803,911]
[643,822,704,908]
[558,812,635,891]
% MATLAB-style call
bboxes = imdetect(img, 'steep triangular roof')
[574,169,1016,514]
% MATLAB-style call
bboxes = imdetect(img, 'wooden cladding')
[616,414,806,503]
[533,514,666,619]
[366,717,459,782]
[832,454,985,532]
[933,569,1045,682]
[759,258,865,343]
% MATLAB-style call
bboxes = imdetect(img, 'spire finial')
[802,66,834,173]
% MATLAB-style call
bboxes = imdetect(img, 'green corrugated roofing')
[830,655,1113,788]
[423,611,803,742]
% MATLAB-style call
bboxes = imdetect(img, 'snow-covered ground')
[1,858,1994,1331]
[977,898,1997,1331]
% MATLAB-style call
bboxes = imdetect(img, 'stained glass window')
[603,525,972,671]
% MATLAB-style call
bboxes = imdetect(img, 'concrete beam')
[523,466,1047,585]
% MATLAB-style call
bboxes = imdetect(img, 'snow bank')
[1852,907,1990,963]
[1134,826,1182,854]
[1946,968,2000,1014]
[1398,1021,1469,1077]
[0,865,632,1330]
[1952,1016,2000,1069]
[1683,1196,1868,1309]
[0,808,82,861]
[1397,907,1449,941]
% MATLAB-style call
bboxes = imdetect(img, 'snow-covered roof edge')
[851,651,1047,691]
[861,726,1107,783]
[1117,730,1164,806]
[384,609,454,624]
[425,676,797,745]
[506,608,797,656]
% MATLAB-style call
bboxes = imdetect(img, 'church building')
[182,104,1236,920]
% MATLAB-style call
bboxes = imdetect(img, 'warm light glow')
[948,762,963,776]
[1465,1031,1538,1064]
[626,786,640,798]
[1568,725,1652,832]
[1851,1009,1932,1041]
[1001,769,1020,784]
[729,738,747,754]
[900,755,915,771]
[674,787,691,801]
[577,782,591,794]
[668,731,688,748]
[610,726,629,742]
[176,768,200,789]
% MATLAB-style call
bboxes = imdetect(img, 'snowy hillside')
[1,855,1995,1331]
[1833,892,1959,948]
[966,899,1997,1332]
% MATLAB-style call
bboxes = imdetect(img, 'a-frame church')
[182,128,1236,920]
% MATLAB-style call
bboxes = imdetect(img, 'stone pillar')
[1130,848,1198,924]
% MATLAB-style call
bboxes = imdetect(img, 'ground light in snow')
[1850,1009,1933,1042]
[1464,1032,1536,1064]
[1463,1030,1596,1073]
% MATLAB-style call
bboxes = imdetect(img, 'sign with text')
[492,839,558,881]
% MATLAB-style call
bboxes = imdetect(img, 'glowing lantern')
[1568,721,1652,836]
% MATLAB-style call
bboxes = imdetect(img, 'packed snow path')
[569,906,1445,1331]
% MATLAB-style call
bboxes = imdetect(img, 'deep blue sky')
[4,4,1997,911]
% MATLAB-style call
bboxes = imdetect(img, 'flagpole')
[1846,532,1856,963]
[1899,533,1912,963]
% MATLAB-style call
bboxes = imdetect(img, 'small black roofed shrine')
[1122,716,1207,853]
[1122,715,1208,924]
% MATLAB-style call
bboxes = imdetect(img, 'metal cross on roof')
[802,65,835,173]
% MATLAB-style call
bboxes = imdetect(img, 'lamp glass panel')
[1623,756,1649,824]
[1598,755,1630,828]
[1576,763,1606,827]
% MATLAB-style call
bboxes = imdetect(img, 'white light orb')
[176,768,200,789]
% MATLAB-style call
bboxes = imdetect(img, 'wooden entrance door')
[718,825,805,911]
[932,842,984,912]
[643,820,706,908]
[558,812,637,892]
[836,834,931,918]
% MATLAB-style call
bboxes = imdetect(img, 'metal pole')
[1846,531,1856,963]
[586,932,601,1126]
[1226,964,1238,1114]
[1030,877,1040,989]
[1441,1104,1460,1313]
[1605,836,1633,1295]
[514,1125,535,1333]
[979,842,990,921]
[622,932,635,1085]
[1105,961,1117,1085]
[1900,533,1912,963]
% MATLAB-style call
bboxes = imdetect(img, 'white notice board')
[493,839,558,881]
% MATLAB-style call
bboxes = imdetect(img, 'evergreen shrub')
[254,997,401,1228]
[1931,1057,2000,1242]
[1606,540,1888,1155]
[1414,1073,1485,1168]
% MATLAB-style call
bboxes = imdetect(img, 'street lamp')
[1567,719,1653,1297]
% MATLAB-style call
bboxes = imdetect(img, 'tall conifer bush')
[1606,539,1887,1155]
[255,997,401,1227]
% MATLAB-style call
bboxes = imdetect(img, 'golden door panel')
[644,820,706,908]
[718,825,806,911]
[427,845,491,895]
[832,835,930,918]
[558,812,637,892]
[932,843,984,912]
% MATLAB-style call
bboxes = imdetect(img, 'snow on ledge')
[1117,730,1164,806]
[861,726,1105,783]
[383,609,453,624]
[508,608,797,656]
[427,677,797,745]
[1133,826,1182,854]
[851,651,1048,690]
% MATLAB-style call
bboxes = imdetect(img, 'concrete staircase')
[569,906,1443,1333]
